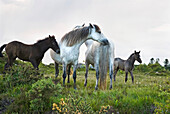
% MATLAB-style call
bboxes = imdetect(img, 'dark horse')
[0,35,60,70]
[114,51,142,83]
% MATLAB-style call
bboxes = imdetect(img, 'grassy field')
[0,57,170,113]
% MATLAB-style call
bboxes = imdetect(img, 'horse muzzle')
[101,39,109,45]
[56,49,60,54]
[138,59,142,63]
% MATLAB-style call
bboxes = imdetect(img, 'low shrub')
[27,78,62,113]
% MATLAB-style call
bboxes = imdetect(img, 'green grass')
[57,70,170,113]
[0,57,170,113]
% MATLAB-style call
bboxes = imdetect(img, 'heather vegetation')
[0,55,169,113]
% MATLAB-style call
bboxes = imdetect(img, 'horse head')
[134,50,142,63]
[88,23,109,45]
[49,35,60,54]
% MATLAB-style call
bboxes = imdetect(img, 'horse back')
[5,41,37,61]
[114,58,125,70]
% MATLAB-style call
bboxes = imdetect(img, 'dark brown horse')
[114,51,142,83]
[0,35,60,70]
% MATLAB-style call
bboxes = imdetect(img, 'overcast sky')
[0,0,170,65]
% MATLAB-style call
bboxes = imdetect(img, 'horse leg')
[67,65,71,83]
[4,63,9,70]
[109,64,113,89]
[84,63,89,87]
[130,71,134,83]
[62,63,67,86]
[36,58,43,70]
[55,62,59,78]
[125,71,128,82]
[95,65,99,90]
[30,58,38,70]
[73,63,78,89]
[113,68,118,82]
[5,55,16,70]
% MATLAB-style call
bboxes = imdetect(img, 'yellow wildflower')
[53,103,57,107]
[61,98,64,101]
[56,107,60,110]
[52,107,55,110]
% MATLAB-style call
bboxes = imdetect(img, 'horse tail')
[0,44,7,57]
[99,45,109,90]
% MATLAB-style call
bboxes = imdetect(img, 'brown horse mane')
[60,26,90,46]
[35,36,53,45]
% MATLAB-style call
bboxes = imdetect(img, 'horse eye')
[52,42,55,45]
[98,31,101,34]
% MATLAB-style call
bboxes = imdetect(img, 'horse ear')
[89,23,93,28]
[139,51,141,53]
[82,23,85,27]
[134,50,137,54]
[49,35,51,38]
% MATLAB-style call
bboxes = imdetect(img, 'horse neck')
[85,40,93,48]
[127,55,136,65]
[35,40,51,53]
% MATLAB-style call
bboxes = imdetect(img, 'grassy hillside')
[0,56,169,113]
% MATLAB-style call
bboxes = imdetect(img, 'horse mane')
[127,53,135,60]
[35,37,50,44]
[60,26,90,46]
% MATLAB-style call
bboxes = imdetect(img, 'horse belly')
[61,51,78,65]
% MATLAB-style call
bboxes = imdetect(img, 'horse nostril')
[56,49,60,54]
[102,39,109,45]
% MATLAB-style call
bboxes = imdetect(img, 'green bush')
[27,78,62,113]
[0,65,43,92]
[134,64,151,73]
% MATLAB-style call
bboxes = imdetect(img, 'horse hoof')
[67,81,70,83]
[109,86,112,90]
[74,87,77,90]
[95,87,98,90]
[84,83,87,87]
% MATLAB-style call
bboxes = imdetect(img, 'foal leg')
[67,65,71,83]
[54,62,59,78]
[125,71,128,83]
[84,63,89,87]
[72,63,78,89]
[5,55,16,70]
[30,58,38,70]
[113,68,118,82]
[62,63,67,86]
[130,71,134,83]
